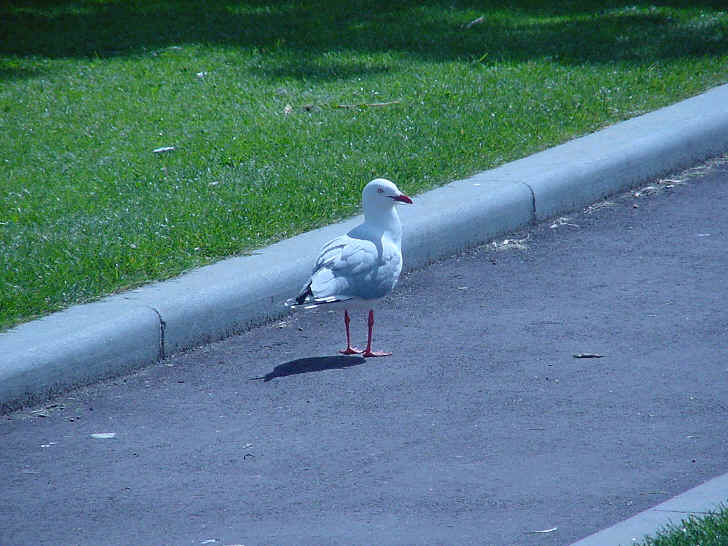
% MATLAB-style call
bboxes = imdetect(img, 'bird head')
[362,178,413,212]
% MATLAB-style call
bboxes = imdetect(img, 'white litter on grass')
[463,15,485,29]
[153,146,176,154]
[90,433,116,439]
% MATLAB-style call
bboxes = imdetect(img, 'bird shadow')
[249,355,366,382]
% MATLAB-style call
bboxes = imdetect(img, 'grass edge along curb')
[3,82,728,413]
[3,2,728,330]
[573,472,728,545]
[637,502,728,546]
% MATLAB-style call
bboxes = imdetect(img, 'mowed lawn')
[2,1,728,330]
[639,502,728,545]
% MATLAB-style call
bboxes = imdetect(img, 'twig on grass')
[334,100,401,109]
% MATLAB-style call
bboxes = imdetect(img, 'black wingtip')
[295,282,313,305]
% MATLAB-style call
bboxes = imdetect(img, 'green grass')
[638,503,728,545]
[2,0,728,330]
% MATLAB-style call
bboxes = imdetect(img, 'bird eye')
[377,188,384,193]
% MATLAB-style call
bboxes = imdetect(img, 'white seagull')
[292,178,413,357]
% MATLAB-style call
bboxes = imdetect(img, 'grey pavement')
[574,472,728,545]
[3,84,728,412]
[2,157,728,545]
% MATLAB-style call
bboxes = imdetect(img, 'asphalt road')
[2,157,728,546]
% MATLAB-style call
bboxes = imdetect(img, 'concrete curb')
[571,473,728,545]
[0,301,161,409]
[2,83,728,411]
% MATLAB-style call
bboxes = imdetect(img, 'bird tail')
[295,282,313,305]
[284,282,316,309]
[285,283,354,310]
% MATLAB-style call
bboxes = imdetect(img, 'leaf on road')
[550,216,579,229]
[633,185,658,197]
[491,236,529,251]
[584,200,616,214]
[90,432,116,439]
[526,526,558,534]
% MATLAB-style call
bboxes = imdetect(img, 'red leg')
[361,309,391,357]
[339,309,363,355]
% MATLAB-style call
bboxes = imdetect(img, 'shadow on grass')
[1,0,728,80]
[250,355,367,382]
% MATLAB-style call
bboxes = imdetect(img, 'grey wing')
[295,234,380,305]
[313,235,380,298]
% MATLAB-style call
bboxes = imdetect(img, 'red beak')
[392,194,413,204]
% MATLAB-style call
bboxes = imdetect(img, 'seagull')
[291,178,413,357]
